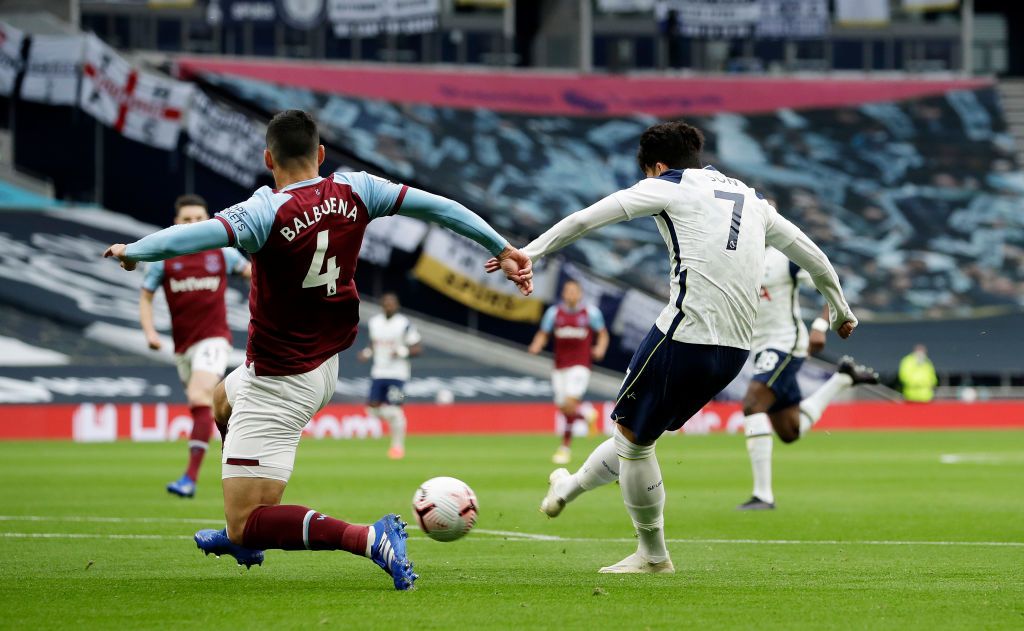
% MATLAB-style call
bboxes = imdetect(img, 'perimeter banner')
[2,401,1022,440]
[176,57,990,117]
[412,229,557,323]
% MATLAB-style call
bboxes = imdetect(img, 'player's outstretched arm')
[397,187,533,295]
[766,214,857,338]
[103,220,230,270]
[517,194,629,263]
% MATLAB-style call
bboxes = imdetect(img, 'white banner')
[674,0,761,38]
[21,34,84,106]
[756,0,828,38]
[328,0,439,37]
[598,0,654,11]
[185,91,265,187]
[0,22,26,97]
[360,214,428,265]
[79,35,194,150]
[834,0,890,25]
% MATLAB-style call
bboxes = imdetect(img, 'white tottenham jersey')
[751,247,813,357]
[367,313,422,381]
[613,167,789,350]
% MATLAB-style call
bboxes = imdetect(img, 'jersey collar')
[278,176,324,193]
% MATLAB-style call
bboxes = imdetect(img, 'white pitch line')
[939,453,1023,465]
[471,530,1024,547]
[0,515,223,525]
[2,532,191,540]
[1,516,1020,548]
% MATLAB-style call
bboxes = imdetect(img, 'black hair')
[174,194,207,213]
[266,109,320,167]
[636,121,704,173]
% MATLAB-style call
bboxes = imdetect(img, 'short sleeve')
[214,187,289,254]
[333,171,408,220]
[141,261,164,293]
[222,247,249,274]
[611,178,672,219]
[588,307,606,331]
[539,306,557,333]
[404,322,422,347]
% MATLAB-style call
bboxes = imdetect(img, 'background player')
[739,245,879,510]
[139,194,251,498]
[358,292,422,459]
[105,109,532,590]
[490,121,857,574]
[529,280,608,464]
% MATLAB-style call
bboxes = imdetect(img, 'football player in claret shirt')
[105,109,532,590]
[138,194,251,499]
[529,280,608,464]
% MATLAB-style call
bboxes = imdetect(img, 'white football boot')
[540,468,571,517]
[552,445,571,465]
[598,551,675,574]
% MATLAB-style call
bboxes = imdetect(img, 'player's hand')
[357,348,372,363]
[103,243,137,271]
[527,342,542,355]
[144,331,162,351]
[837,321,856,339]
[490,246,533,296]
[808,330,826,355]
[592,347,606,362]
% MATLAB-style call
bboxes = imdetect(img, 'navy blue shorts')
[751,348,805,413]
[368,379,405,406]
[612,325,749,443]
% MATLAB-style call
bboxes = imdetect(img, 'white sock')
[379,405,406,449]
[557,437,619,503]
[744,413,774,504]
[614,429,668,563]
[798,373,853,435]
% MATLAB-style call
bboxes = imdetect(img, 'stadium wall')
[1,401,1022,441]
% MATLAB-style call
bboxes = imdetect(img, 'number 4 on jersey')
[303,230,340,296]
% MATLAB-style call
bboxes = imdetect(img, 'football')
[411,476,478,542]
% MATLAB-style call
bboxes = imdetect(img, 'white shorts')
[175,337,231,385]
[551,365,591,406]
[221,354,338,482]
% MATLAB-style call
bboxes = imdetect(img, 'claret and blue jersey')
[124,170,509,378]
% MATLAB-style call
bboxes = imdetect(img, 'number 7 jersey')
[215,171,409,376]
[612,166,779,351]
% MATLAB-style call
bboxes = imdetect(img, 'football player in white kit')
[491,121,859,574]
[739,246,879,510]
[358,293,422,460]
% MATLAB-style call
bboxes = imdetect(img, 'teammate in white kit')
[739,246,878,510]
[490,121,858,574]
[358,293,422,460]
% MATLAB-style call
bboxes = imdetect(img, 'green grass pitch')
[1,431,1022,629]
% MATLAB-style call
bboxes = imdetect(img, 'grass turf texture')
[0,432,1021,630]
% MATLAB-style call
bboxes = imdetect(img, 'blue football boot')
[167,474,196,498]
[369,514,417,590]
[194,528,265,568]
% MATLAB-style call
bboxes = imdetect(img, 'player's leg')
[549,369,572,464]
[199,356,416,589]
[379,382,407,459]
[605,422,672,572]
[741,379,779,509]
[599,336,748,574]
[796,356,878,436]
[540,433,618,517]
